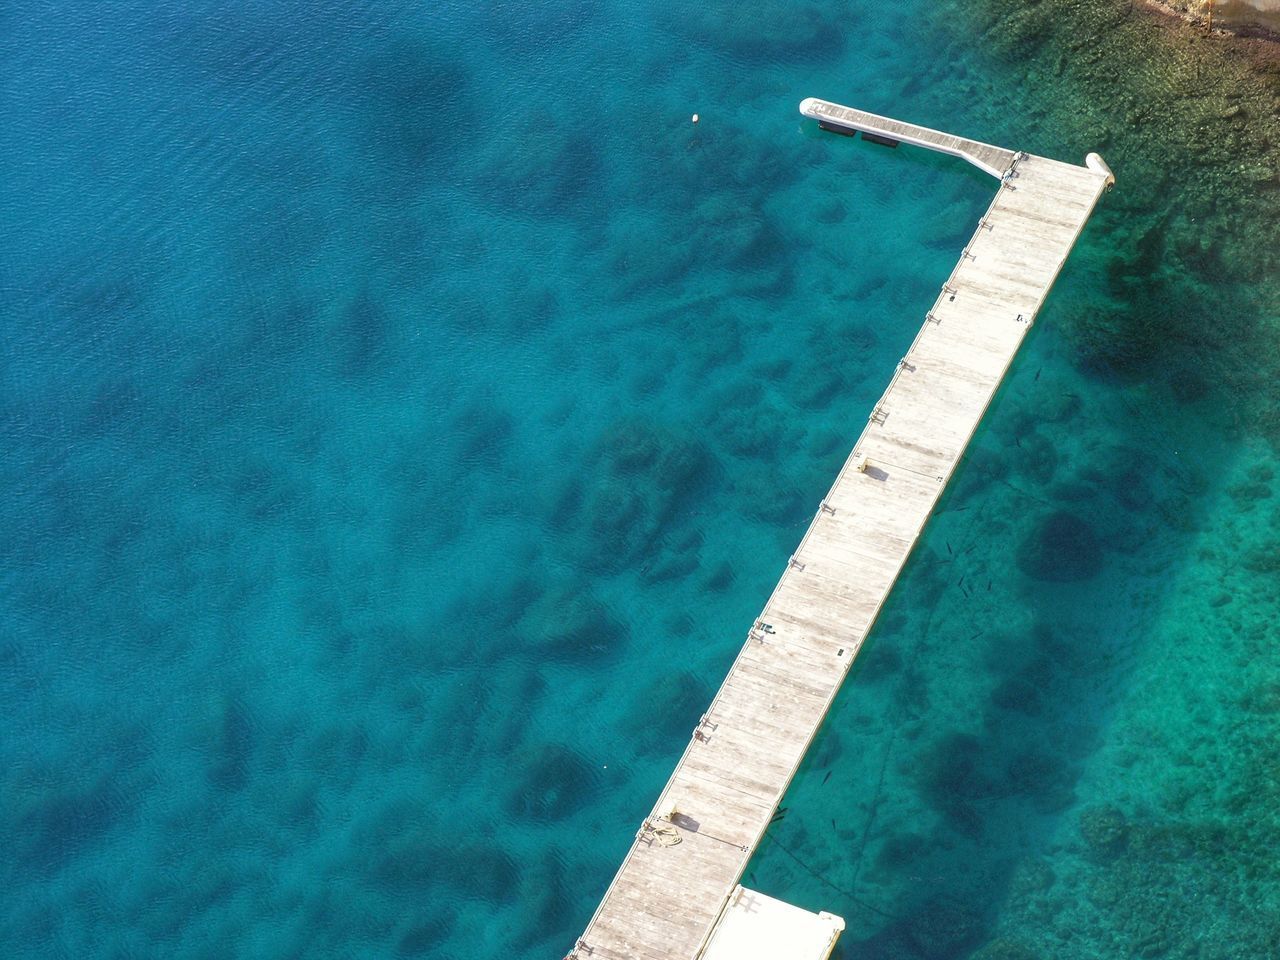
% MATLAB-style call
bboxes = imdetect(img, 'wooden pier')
[569,99,1113,960]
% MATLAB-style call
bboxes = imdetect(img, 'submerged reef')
[746,6,1280,960]
[1015,511,1104,583]
[946,0,1280,450]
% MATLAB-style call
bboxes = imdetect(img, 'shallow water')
[2,2,1277,959]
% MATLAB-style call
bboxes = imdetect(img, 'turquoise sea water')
[3,2,1277,959]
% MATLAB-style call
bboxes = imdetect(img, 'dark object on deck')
[861,131,900,148]
[818,119,857,137]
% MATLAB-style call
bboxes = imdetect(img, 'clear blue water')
[3,2,1277,959]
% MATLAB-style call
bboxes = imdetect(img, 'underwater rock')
[453,402,515,470]
[1009,857,1056,898]
[606,212,697,298]
[1029,620,1105,680]
[230,456,306,523]
[625,670,711,757]
[954,445,1010,503]
[792,363,848,410]
[815,200,846,224]
[1238,681,1280,715]
[85,375,144,435]
[893,664,932,720]
[1069,301,1165,385]
[807,427,851,461]
[1039,389,1082,424]
[639,549,700,586]
[1227,479,1273,506]
[968,939,1042,960]
[338,287,389,379]
[702,560,735,593]
[1048,480,1098,504]
[479,110,603,217]
[873,831,929,871]
[353,37,475,176]
[713,394,796,461]
[481,0,596,48]
[737,472,809,526]
[984,4,1055,61]
[441,842,521,902]
[753,356,793,381]
[1005,748,1070,804]
[396,915,451,956]
[810,727,844,769]
[1242,546,1280,574]
[1016,510,1103,582]
[516,587,627,663]
[437,665,548,763]
[1128,918,1172,959]
[1086,448,1153,514]
[15,776,123,875]
[593,419,715,511]
[684,311,746,375]
[606,419,667,473]
[856,641,902,683]
[209,694,257,792]
[365,802,519,901]
[904,896,986,959]
[665,119,794,206]
[991,676,1043,716]
[676,2,844,61]
[1014,431,1060,486]
[504,743,601,823]
[689,192,790,274]
[582,483,649,569]
[917,732,993,806]
[1173,231,1227,281]
[1079,804,1130,860]
[665,611,697,639]
[515,855,575,950]
[574,417,717,570]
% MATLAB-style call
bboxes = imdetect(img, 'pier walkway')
[569,99,1113,960]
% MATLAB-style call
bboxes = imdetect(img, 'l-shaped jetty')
[569,98,1114,960]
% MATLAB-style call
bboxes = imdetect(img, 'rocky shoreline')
[945,0,1280,447]
[1144,0,1280,40]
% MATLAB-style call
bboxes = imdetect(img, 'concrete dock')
[568,98,1113,960]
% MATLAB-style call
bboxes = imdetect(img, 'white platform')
[699,886,844,960]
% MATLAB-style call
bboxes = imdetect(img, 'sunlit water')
[2,2,1276,958]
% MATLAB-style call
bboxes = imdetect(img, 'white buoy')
[691,113,699,124]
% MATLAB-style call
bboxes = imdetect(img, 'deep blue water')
[3,2,1277,959]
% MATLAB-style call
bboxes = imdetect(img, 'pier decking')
[569,100,1112,960]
